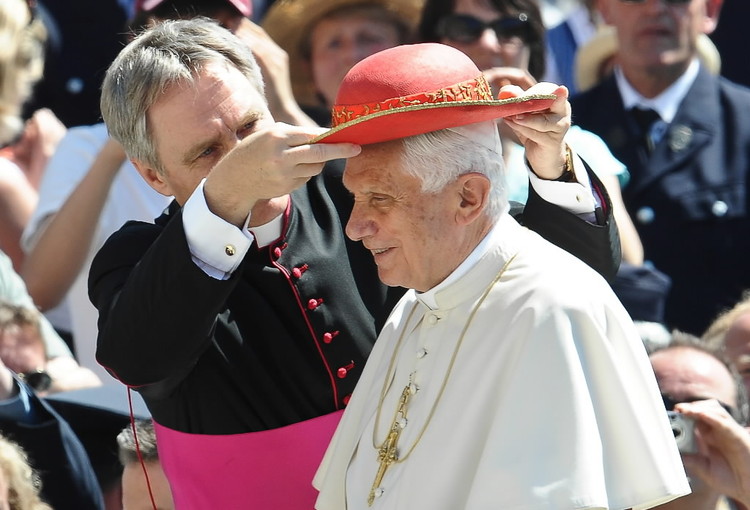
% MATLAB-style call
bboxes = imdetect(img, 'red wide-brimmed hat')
[312,43,556,145]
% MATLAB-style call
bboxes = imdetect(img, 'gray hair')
[650,330,750,426]
[100,17,265,172]
[117,419,159,465]
[400,126,507,219]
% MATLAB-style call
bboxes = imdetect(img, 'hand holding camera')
[667,410,698,454]
[673,400,750,508]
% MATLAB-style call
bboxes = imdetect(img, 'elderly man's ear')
[456,174,491,225]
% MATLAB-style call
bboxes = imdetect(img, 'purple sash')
[153,410,344,509]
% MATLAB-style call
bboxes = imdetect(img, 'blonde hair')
[0,434,52,510]
[703,290,750,350]
[0,0,46,146]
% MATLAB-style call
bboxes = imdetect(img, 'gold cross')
[368,385,412,506]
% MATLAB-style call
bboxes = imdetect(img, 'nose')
[345,204,375,242]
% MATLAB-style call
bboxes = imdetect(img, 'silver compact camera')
[667,410,697,453]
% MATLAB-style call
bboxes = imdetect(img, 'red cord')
[127,387,158,510]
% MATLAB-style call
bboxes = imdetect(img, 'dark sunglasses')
[662,394,737,420]
[618,0,692,4]
[435,13,533,45]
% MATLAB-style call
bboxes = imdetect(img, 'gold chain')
[371,253,518,461]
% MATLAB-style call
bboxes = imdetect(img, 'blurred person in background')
[0,0,65,273]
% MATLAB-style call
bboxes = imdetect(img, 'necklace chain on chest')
[367,253,517,506]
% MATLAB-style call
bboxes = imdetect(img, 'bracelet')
[554,145,576,182]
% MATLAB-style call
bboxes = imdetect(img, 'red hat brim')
[311,94,555,145]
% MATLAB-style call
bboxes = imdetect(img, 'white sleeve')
[21,125,107,251]
[527,151,599,217]
[181,179,254,280]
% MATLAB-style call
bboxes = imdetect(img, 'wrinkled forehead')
[652,347,738,406]
[343,140,408,187]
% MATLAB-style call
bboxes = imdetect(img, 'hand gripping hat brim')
[312,43,556,145]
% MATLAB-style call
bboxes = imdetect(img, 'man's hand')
[499,82,571,180]
[676,400,750,507]
[10,108,66,188]
[203,123,360,227]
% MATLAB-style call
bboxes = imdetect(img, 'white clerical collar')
[615,58,700,124]
[418,212,508,310]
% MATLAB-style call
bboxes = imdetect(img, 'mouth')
[640,25,672,38]
[368,247,392,261]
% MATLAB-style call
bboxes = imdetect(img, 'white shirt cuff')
[527,152,598,215]
[182,179,253,279]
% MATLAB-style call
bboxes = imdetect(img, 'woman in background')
[0,0,65,272]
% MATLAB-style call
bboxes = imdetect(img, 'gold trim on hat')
[310,91,556,143]
[331,75,494,127]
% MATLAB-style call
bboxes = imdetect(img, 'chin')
[377,270,407,290]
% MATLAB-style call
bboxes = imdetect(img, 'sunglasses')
[435,13,534,45]
[618,0,692,4]
[662,394,737,420]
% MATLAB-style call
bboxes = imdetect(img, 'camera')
[667,410,697,454]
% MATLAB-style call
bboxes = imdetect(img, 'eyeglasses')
[618,0,692,5]
[435,13,534,45]
[662,394,737,420]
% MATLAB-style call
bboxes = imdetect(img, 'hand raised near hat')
[203,123,360,227]
[500,83,571,181]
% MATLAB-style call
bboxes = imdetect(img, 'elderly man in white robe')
[312,43,690,510]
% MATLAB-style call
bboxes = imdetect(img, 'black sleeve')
[88,209,237,389]
[0,384,104,510]
[514,160,622,281]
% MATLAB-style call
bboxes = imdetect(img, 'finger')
[498,84,524,99]
[264,123,330,147]
[293,162,327,179]
[287,141,361,164]
[505,113,566,138]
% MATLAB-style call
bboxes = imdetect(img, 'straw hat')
[575,25,722,93]
[262,0,425,107]
[312,43,555,145]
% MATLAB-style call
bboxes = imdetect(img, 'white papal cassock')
[314,213,690,510]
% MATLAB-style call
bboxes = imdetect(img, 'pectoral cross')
[368,385,412,506]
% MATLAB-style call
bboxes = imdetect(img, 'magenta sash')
[153,410,344,509]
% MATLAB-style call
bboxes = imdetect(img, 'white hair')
[400,122,507,219]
